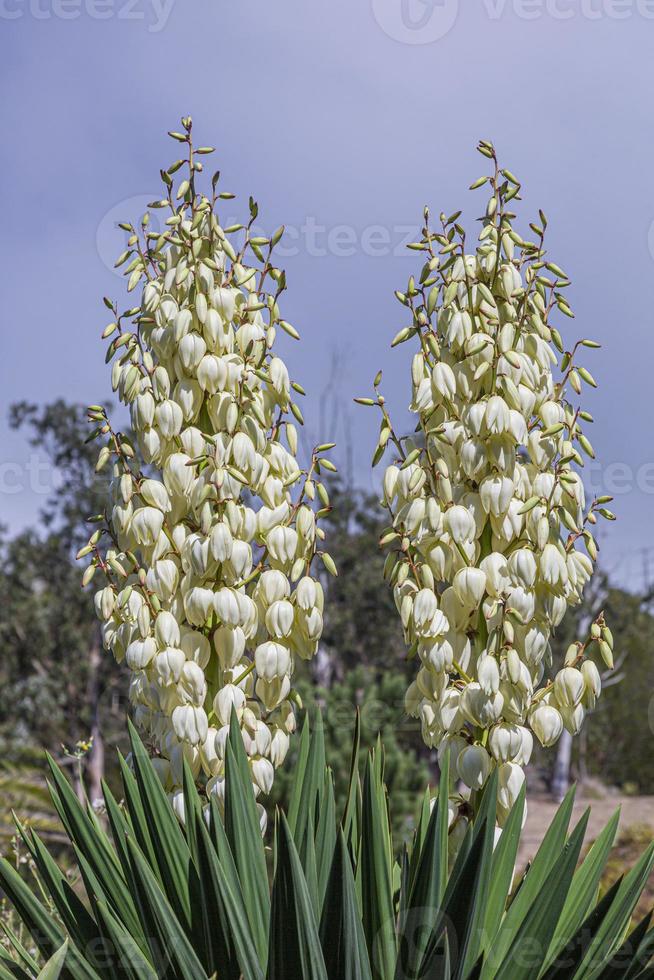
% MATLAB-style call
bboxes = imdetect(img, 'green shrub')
[0,717,653,979]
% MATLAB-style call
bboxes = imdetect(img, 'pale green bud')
[457,743,492,790]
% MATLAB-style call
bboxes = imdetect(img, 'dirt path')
[518,792,654,866]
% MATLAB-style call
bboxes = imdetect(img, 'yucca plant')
[0,715,652,980]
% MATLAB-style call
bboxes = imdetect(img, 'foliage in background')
[8,401,108,546]
[318,484,407,676]
[0,755,64,854]
[0,402,128,811]
[584,587,654,794]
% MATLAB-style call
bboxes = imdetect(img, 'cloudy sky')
[1,0,654,587]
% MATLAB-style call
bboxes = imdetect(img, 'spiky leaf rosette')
[0,720,653,979]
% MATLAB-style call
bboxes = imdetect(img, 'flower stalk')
[78,118,337,822]
[362,140,614,825]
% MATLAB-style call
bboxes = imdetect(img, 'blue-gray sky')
[1,0,653,588]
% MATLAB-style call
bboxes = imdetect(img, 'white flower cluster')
[364,141,614,825]
[80,120,336,822]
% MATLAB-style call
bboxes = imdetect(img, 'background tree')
[318,483,408,678]
[538,571,654,799]
[0,401,128,808]
[583,585,654,793]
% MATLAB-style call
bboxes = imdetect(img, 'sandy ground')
[518,791,654,866]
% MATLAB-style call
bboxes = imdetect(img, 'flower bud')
[213,684,246,727]
[453,567,486,608]
[255,641,291,682]
[265,600,295,639]
[131,506,164,546]
[250,757,274,796]
[553,667,585,708]
[477,654,500,695]
[444,505,476,544]
[172,705,209,746]
[530,704,563,747]
[457,744,492,790]
[140,479,171,513]
[581,658,601,696]
[497,762,525,814]
[125,637,156,669]
[155,611,180,649]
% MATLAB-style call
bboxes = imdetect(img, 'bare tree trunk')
[551,729,573,803]
[66,674,84,802]
[72,766,84,803]
[313,645,333,688]
[578,726,588,783]
[86,629,105,805]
